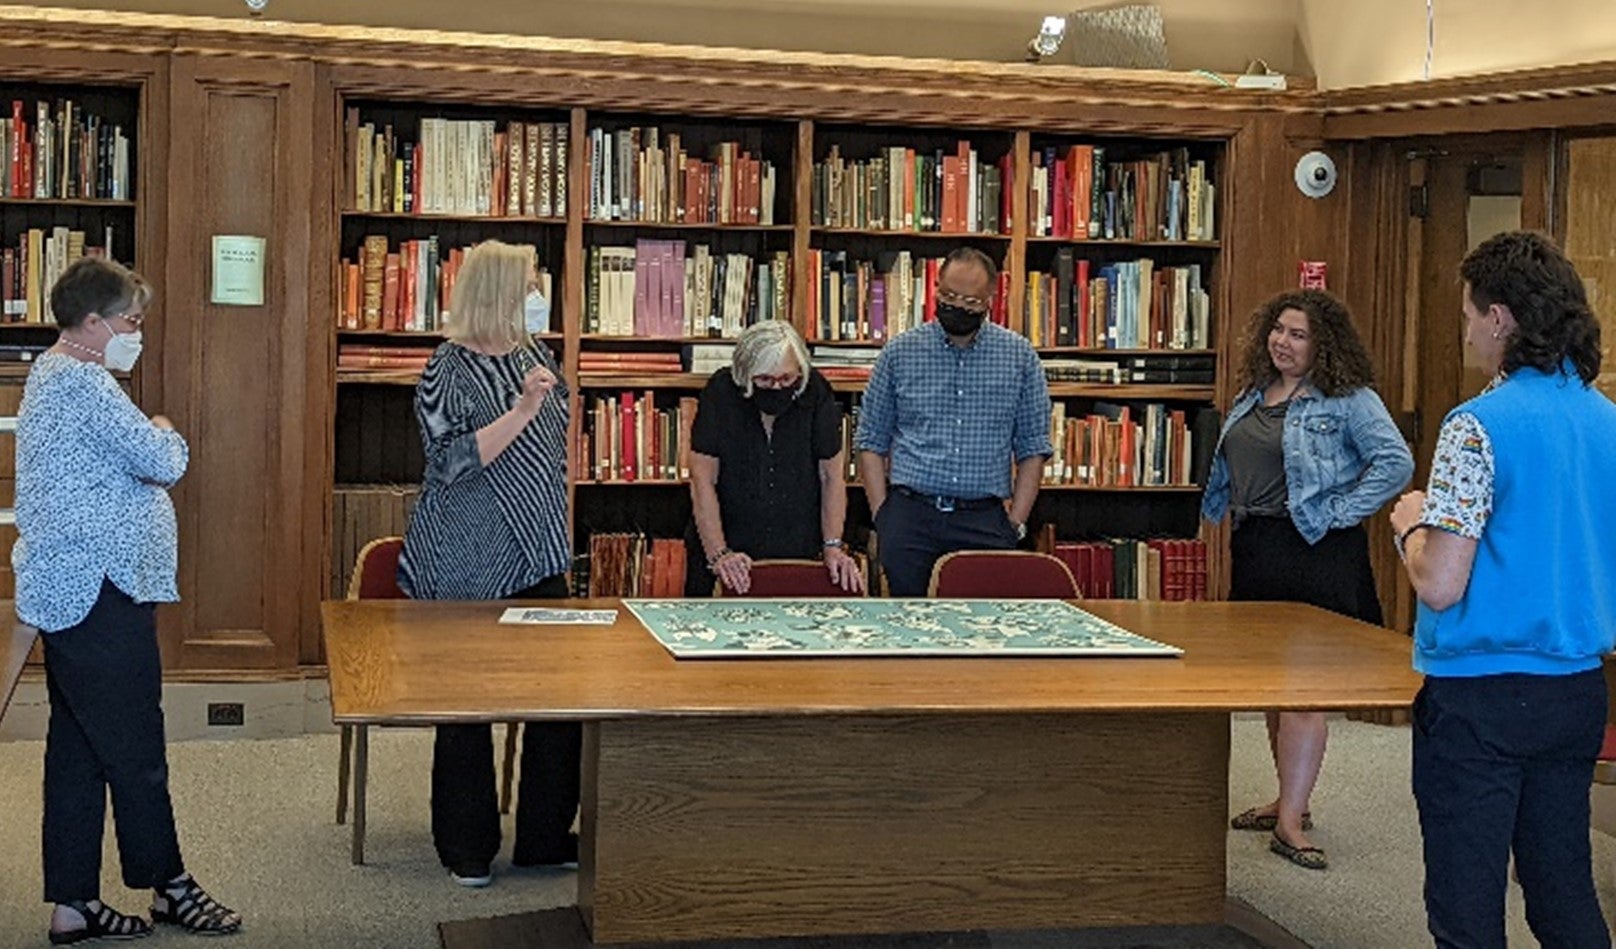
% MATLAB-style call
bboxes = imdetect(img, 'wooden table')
[323,598,1420,945]
[2,615,37,726]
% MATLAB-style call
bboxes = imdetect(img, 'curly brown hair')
[1461,230,1601,384]
[1235,289,1375,398]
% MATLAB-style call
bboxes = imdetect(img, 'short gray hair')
[729,319,811,397]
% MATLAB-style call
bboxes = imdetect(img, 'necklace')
[56,337,104,361]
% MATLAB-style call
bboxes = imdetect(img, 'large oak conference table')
[322,597,1421,945]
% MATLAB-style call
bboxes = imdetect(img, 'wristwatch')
[823,538,845,551]
[1012,520,1027,541]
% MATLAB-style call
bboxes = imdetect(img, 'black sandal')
[49,900,153,945]
[151,876,241,936]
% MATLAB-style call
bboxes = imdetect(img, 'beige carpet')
[0,719,1610,949]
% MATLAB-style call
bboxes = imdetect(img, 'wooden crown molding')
[1323,60,1616,138]
[0,3,1310,129]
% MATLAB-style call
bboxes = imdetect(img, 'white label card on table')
[498,607,619,625]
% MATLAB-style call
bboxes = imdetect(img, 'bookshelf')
[323,89,1233,603]
[0,80,143,604]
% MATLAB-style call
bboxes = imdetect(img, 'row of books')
[1,227,115,323]
[576,390,698,483]
[1049,538,1209,600]
[586,128,776,226]
[811,143,1011,234]
[585,242,790,339]
[2,100,132,201]
[583,533,688,598]
[1041,353,1215,385]
[1026,253,1210,350]
[1027,146,1214,243]
[577,350,683,375]
[348,113,570,218]
[1045,402,1205,488]
[805,250,1009,344]
[340,235,553,333]
[337,343,434,372]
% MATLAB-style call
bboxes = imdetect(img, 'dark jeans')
[42,579,185,903]
[873,488,1018,597]
[431,573,582,872]
[1413,669,1610,949]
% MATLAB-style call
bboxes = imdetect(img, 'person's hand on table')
[713,551,753,595]
[824,545,865,593]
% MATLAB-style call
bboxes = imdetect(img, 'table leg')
[351,724,369,866]
[336,724,352,825]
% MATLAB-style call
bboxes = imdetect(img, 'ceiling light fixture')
[1027,15,1067,63]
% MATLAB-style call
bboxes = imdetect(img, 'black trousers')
[873,488,1018,597]
[1413,669,1610,949]
[42,579,185,903]
[431,573,582,872]
[1229,515,1383,625]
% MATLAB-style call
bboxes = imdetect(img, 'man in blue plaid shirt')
[855,247,1053,595]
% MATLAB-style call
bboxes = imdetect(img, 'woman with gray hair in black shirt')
[685,320,863,595]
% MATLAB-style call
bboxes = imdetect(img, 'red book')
[381,253,401,331]
[620,392,637,482]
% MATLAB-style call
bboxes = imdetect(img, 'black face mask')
[751,386,796,416]
[936,301,986,337]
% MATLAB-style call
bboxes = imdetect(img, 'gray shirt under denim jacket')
[1201,383,1414,544]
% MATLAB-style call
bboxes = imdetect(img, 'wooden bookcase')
[324,91,1229,600]
[0,78,144,603]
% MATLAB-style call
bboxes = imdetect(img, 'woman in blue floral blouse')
[15,258,239,944]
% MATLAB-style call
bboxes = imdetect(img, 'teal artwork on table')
[622,598,1183,659]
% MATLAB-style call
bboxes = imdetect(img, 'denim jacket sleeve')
[1328,388,1415,527]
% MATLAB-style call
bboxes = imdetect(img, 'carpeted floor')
[0,718,1611,949]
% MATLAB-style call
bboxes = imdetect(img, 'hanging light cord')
[1424,0,1435,80]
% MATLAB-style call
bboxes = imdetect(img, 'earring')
[1491,330,1501,340]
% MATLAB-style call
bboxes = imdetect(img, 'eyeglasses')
[751,373,800,389]
[936,290,990,314]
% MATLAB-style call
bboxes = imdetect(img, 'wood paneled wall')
[158,55,317,670]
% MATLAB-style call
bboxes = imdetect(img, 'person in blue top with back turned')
[1203,288,1413,871]
[1390,230,1616,949]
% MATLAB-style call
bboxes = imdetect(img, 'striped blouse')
[397,341,571,600]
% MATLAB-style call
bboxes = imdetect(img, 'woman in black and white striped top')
[397,240,579,886]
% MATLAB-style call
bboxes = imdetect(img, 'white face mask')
[102,320,143,372]
[523,290,551,335]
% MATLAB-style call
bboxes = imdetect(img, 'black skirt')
[1229,515,1384,626]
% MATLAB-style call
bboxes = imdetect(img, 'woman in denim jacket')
[1202,289,1413,870]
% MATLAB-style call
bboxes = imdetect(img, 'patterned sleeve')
[86,370,188,486]
[852,347,896,454]
[1011,344,1053,461]
[1418,412,1493,539]
[415,348,483,487]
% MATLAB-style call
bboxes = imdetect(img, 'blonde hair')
[730,319,811,397]
[446,240,533,350]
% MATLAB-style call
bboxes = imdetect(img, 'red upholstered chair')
[715,558,867,598]
[927,550,1081,599]
[336,537,520,847]
[1596,724,1616,786]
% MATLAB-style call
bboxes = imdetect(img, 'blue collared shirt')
[855,321,1052,500]
[13,354,188,632]
[1201,382,1413,544]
